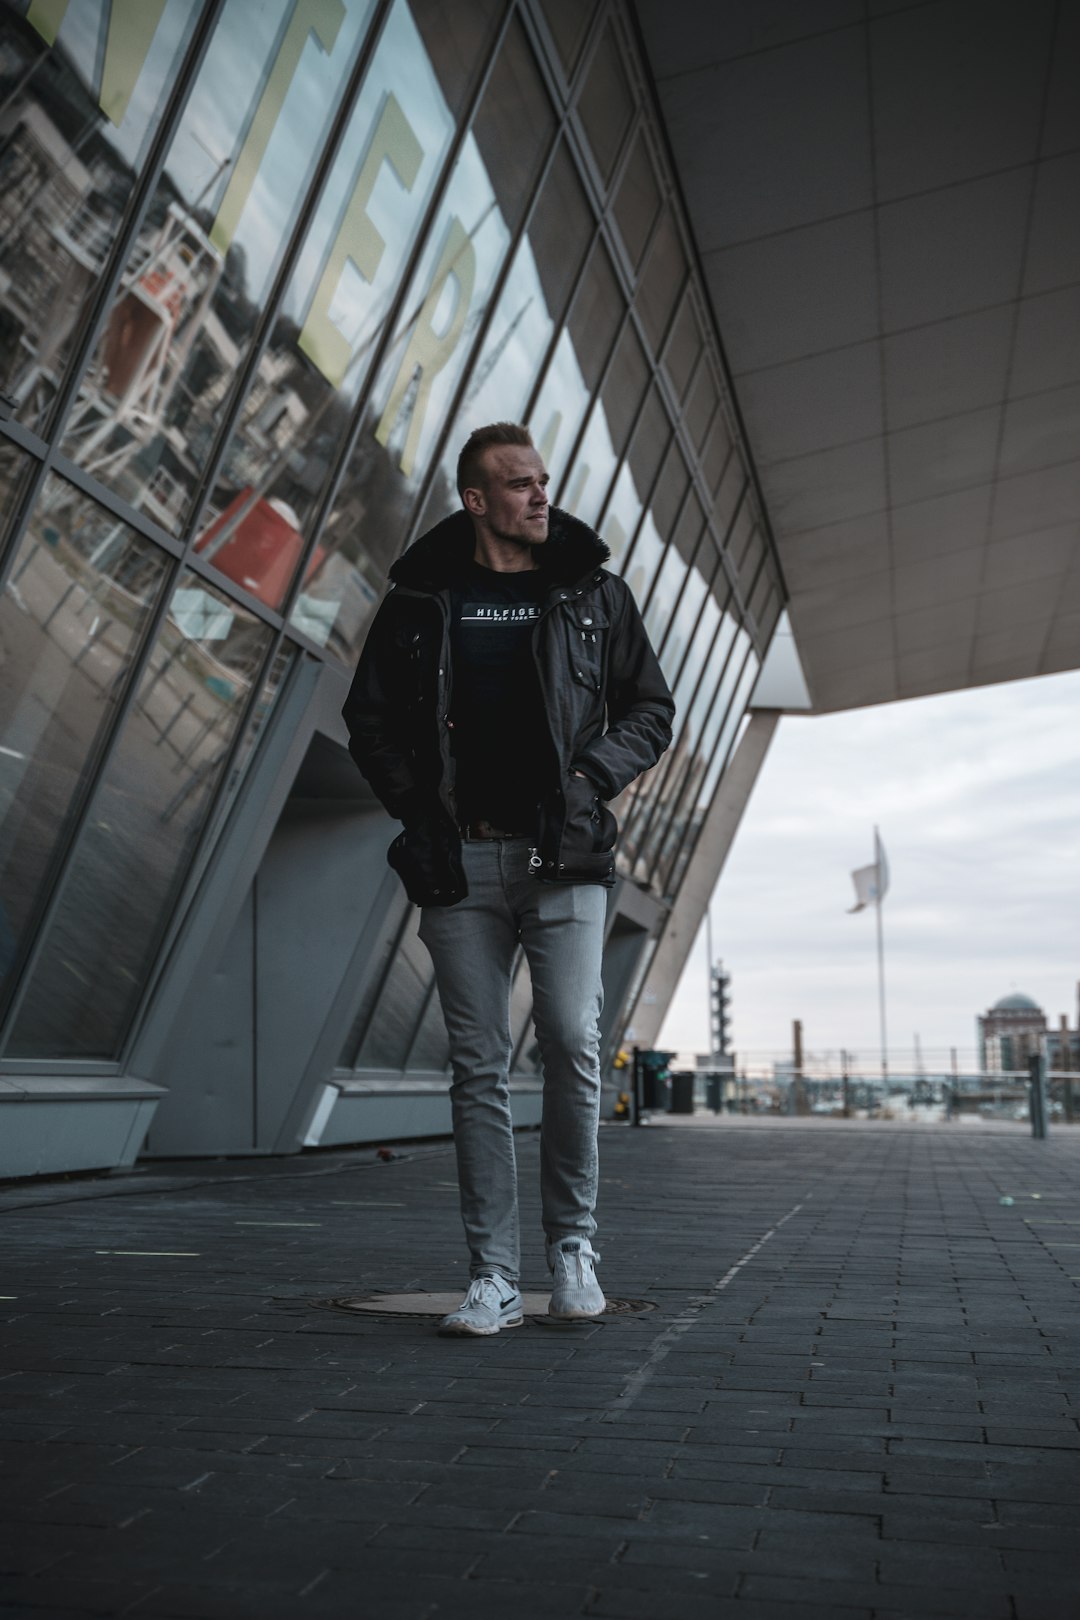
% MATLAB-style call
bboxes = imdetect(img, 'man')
[343,422,674,1336]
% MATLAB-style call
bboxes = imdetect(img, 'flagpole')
[875,824,887,1081]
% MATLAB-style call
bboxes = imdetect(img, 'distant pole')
[705,906,714,1056]
[875,867,887,1082]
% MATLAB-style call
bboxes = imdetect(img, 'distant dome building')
[978,987,1080,1075]
[978,993,1047,1074]
[977,991,1049,1069]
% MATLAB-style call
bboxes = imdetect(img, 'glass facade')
[0,0,783,1079]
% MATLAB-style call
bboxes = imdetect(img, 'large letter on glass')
[375,216,477,478]
[298,94,423,389]
[27,0,169,126]
[211,0,347,255]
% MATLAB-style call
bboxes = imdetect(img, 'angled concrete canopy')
[635,1,1080,713]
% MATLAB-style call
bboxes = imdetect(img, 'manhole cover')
[317,1292,655,1318]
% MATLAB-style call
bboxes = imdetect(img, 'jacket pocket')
[554,774,617,883]
[387,815,467,908]
[564,606,607,694]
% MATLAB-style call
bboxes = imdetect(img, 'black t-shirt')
[449,561,549,830]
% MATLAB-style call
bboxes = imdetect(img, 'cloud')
[658,668,1080,1068]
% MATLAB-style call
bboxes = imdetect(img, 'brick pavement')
[1,1119,1078,1619]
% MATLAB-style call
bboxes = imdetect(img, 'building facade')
[0,0,784,1173]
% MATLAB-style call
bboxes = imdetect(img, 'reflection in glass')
[650,628,753,888]
[538,0,597,77]
[621,595,736,872]
[293,14,555,664]
[612,129,660,272]
[635,210,685,354]
[663,647,760,897]
[0,436,34,564]
[683,358,718,452]
[195,0,462,614]
[0,1,205,429]
[59,0,378,533]
[8,573,271,1058]
[531,239,622,494]
[662,294,703,404]
[576,21,633,185]
[417,140,592,534]
[0,475,169,1020]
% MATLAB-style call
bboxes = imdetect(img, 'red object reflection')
[195,488,323,608]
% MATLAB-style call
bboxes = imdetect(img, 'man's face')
[471,445,550,545]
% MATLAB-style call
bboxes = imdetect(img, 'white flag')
[848,829,889,912]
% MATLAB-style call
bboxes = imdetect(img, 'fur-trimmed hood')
[388,506,610,594]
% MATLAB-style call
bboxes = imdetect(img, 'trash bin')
[704,1073,722,1113]
[670,1071,695,1114]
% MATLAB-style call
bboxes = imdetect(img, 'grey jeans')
[418,837,606,1282]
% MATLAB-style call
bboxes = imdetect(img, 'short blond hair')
[456,422,534,499]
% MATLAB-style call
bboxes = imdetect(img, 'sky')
[658,666,1080,1074]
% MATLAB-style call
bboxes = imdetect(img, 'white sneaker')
[438,1274,524,1336]
[548,1238,606,1319]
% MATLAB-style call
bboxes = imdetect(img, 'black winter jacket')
[341,506,675,905]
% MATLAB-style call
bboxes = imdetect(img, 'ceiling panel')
[998,384,1080,478]
[761,438,887,531]
[1010,286,1080,394]
[883,307,1014,430]
[703,212,878,373]
[877,169,1032,330]
[641,0,862,77]
[1022,152,1080,294]
[869,0,1053,198]
[736,342,882,463]
[887,407,1002,506]
[655,28,872,250]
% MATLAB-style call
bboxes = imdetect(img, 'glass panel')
[701,409,733,496]
[662,293,702,404]
[0,474,169,1019]
[624,385,669,510]
[417,139,593,533]
[683,360,718,452]
[355,913,430,1069]
[8,572,272,1058]
[600,322,649,461]
[738,525,766,602]
[619,586,731,869]
[635,210,684,353]
[0,1,206,430]
[538,0,596,77]
[0,435,35,563]
[663,646,759,898]
[337,910,407,1068]
[748,555,774,627]
[195,0,469,613]
[757,583,783,643]
[531,239,622,495]
[653,502,708,674]
[651,625,750,883]
[295,15,555,657]
[612,129,660,272]
[411,0,504,115]
[206,641,293,842]
[575,21,632,186]
[714,452,745,546]
[59,0,379,532]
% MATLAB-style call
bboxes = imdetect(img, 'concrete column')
[628,709,780,1050]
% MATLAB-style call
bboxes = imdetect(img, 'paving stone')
[2,1125,1079,1615]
